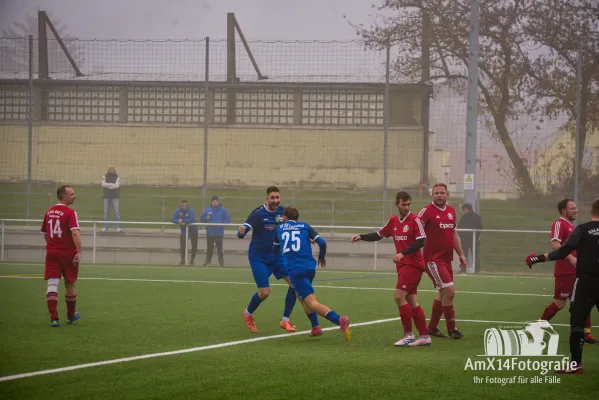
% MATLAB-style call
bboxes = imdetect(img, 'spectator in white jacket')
[101,166,122,232]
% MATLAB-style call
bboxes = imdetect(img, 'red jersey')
[41,204,80,251]
[377,212,426,269]
[417,203,456,262]
[550,217,577,276]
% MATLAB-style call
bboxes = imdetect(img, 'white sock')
[281,317,290,322]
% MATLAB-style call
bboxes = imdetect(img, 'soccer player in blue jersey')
[274,207,351,341]
[238,186,319,333]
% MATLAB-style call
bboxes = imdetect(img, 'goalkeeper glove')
[525,253,546,268]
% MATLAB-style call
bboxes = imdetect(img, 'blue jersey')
[240,203,285,259]
[274,220,326,270]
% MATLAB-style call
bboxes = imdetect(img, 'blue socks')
[247,292,263,314]
[307,312,319,327]
[283,287,297,318]
[325,311,341,325]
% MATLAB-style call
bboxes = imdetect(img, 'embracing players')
[41,185,82,327]
[238,186,320,334]
[351,191,431,346]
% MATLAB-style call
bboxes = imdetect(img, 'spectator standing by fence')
[101,166,122,233]
[200,196,231,266]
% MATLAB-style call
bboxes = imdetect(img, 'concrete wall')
[0,124,423,189]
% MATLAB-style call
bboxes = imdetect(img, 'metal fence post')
[185,224,189,265]
[331,199,335,234]
[161,196,166,234]
[472,229,477,274]
[92,221,97,264]
[373,240,378,271]
[1,220,5,262]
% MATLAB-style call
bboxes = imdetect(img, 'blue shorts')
[249,255,288,288]
[289,267,316,300]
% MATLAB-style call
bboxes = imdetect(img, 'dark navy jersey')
[242,203,285,259]
[550,221,599,283]
[274,220,323,270]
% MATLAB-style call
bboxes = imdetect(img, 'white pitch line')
[0,262,554,279]
[0,317,587,383]
[0,275,553,297]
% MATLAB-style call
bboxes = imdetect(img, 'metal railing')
[0,218,551,272]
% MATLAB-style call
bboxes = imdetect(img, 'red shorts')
[425,261,454,290]
[45,249,79,282]
[395,264,424,294]
[554,275,577,300]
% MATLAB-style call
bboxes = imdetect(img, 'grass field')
[0,262,597,399]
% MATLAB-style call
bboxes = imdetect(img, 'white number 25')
[281,231,301,253]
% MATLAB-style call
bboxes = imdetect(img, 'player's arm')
[526,226,582,268]
[402,219,426,255]
[40,215,48,243]
[69,212,82,265]
[453,230,468,267]
[238,211,257,238]
[352,218,394,243]
[309,226,327,266]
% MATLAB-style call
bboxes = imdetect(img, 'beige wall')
[0,124,423,189]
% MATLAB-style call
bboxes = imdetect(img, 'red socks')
[443,305,456,331]
[47,292,58,320]
[540,302,560,321]
[411,305,429,336]
[66,295,77,319]
[428,299,443,330]
[399,304,413,335]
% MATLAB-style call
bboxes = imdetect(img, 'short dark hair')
[56,185,70,200]
[557,198,572,214]
[266,186,280,195]
[592,198,599,217]
[181,200,188,204]
[461,203,473,211]
[283,206,299,221]
[395,191,411,203]
[432,183,448,192]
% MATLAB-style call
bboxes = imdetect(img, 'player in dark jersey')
[542,199,597,344]
[238,186,319,334]
[274,207,351,341]
[40,185,82,327]
[526,198,599,374]
[351,191,430,347]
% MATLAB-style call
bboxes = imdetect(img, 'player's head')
[283,206,299,222]
[57,185,75,205]
[431,183,449,207]
[461,203,473,214]
[557,198,577,221]
[107,166,117,175]
[180,200,189,211]
[266,186,281,211]
[591,198,599,219]
[394,191,412,217]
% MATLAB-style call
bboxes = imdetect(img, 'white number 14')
[48,219,63,239]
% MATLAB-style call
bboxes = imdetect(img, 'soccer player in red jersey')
[539,199,598,344]
[40,185,82,327]
[351,191,431,346]
[417,183,467,339]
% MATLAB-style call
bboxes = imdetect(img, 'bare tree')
[347,0,540,195]
[522,0,599,174]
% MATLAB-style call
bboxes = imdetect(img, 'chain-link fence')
[0,8,597,272]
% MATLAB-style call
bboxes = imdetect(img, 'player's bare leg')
[303,294,350,341]
[394,289,415,346]
[64,281,80,325]
[297,297,323,336]
[279,277,297,332]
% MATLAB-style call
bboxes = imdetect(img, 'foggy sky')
[0,0,379,40]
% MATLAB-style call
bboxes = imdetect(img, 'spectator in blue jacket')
[200,196,231,266]
[172,200,199,265]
